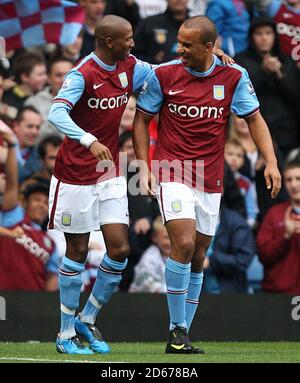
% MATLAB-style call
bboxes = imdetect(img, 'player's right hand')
[264,161,281,199]
[89,141,113,162]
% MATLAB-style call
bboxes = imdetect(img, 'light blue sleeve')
[54,70,85,107]
[133,58,153,92]
[266,0,281,17]
[1,205,24,228]
[48,70,87,141]
[136,70,164,115]
[46,247,61,274]
[231,67,260,118]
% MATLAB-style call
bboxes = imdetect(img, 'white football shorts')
[156,182,221,236]
[48,175,129,233]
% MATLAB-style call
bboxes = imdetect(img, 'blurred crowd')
[0,0,300,294]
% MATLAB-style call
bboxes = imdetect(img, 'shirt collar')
[91,52,117,71]
[184,54,217,77]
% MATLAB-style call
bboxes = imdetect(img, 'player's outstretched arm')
[133,111,155,196]
[246,111,282,199]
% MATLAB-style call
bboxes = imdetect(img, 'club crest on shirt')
[213,85,225,100]
[119,72,128,88]
[171,200,182,213]
[154,29,167,45]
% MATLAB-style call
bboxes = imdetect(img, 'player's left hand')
[264,162,282,199]
[214,49,235,66]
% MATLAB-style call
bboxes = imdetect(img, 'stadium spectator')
[225,138,258,228]
[2,52,47,110]
[33,136,63,184]
[264,0,300,67]
[230,114,288,221]
[25,58,73,142]
[230,114,259,179]
[51,30,84,64]
[134,15,281,354]
[133,0,190,64]
[0,74,17,120]
[235,16,300,159]
[118,130,161,291]
[188,0,209,16]
[203,207,256,293]
[0,120,18,211]
[205,0,250,56]
[257,160,300,294]
[135,0,167,18]
[79,0,107,57]
[129,217,170,293]
[222,161,247,218]
[0,125,59,291]
[134,0,208,19]
[13,106,43,183]
[105,0,141,30]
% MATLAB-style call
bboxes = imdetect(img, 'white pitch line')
[0,357,124,363]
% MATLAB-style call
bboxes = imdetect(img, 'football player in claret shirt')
[48,13,233,355]
[133,16,282,354]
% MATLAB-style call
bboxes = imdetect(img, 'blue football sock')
[80,253,127,324]
[59,257,85,340]
[186,271,204,332]
[165,258,191,330]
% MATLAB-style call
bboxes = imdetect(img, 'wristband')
[7,142,18,148]
[80,133,97,149]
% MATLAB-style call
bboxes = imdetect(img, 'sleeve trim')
[238,107,260,119]
[136,105,157,116]
[53,98,74,109]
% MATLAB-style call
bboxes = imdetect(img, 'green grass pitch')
[1,342,300,363]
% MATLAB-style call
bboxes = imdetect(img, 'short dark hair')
[38,135,63,159]
[15,106,40,123]
[13,52,45,84]
[47,57,74,74]
[183,16,217,45]
[284,159,300,173]
[225,138,246,155]
[23,182,49,199]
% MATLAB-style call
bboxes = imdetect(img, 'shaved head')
[183,16,217,45]
[95,15,132,46]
